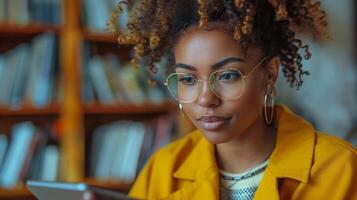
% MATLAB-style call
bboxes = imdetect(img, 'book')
[81,42,96,104]
[52,0,63,24]
[32,33,56,108]
[0,134,8,172]
[1,0,62,25]
[91,123,110,176]
[0,49,18,106]
[108,121,131,180]
[0,54,5,104]
[116,65,146,104]
[9,44,31,108]
[8,0,30,25]
[0,122,37,188]
[0,0,6,22]
[94,121,131,179]
[26,130,48,181]
[136,122,156,172]
[18,128,43,183]
[100,54,127,103]
[88,55,116,104]
[90,119,176,182]
[118,122,145,182]
[31,0,43,22]
[39,145,59,181]
[82,0,111,33]
[22,33,58,108]
[0,0,63,26]
[25,34,45,106]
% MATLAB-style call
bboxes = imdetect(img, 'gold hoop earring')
[264,84,275,125]
[179,103,184,117]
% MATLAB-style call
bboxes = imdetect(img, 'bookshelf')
[0,0,194,199]
[0,24,61,54]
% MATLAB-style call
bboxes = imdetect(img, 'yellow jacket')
[129,105,357,200]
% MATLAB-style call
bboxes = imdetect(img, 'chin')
[200,129,233,144]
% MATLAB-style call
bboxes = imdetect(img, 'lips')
[197,115,232,131]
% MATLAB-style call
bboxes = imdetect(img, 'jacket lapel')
[253,168,279,200]
[172,131,220,200]
[254,104,316,199]
[268,105,315,182]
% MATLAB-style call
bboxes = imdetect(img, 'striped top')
[219,159,269,200]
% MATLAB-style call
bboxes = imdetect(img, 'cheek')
[227,82,266,121]
[241,84,265,107]
[181,103,197,120]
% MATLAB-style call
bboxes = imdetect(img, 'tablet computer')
[27,180,136,200]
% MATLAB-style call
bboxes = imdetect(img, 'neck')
[215,114,276,174]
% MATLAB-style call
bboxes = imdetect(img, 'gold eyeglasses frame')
[165,57,268,103]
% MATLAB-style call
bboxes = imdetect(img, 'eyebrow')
[175,57,244,71]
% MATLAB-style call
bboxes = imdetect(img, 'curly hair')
[107,0,328,89]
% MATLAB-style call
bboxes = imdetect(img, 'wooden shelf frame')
[84,102,177,115]
[0,23,62,35]
[0,105,60,117]
[0,188,35,199]
[82,30,117,43]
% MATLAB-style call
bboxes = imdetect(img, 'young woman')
[108,0,357,199]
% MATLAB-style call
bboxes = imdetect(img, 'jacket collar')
[173,129,218,180]
[173,104,316,184]
[268,104,315,183]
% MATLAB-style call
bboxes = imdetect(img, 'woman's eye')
[218,71,241,81]
[179,75,196,85]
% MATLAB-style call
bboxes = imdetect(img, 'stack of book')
[0,0,62,25]
[0,121,60,189]
[90,115,177,182]
[82,42,170,105]
[0,33,59,109]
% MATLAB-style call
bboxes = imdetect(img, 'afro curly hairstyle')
[107,0,328,89]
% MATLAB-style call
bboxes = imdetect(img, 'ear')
[264,56,280,85]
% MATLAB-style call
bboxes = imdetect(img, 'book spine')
[0,122,36,188]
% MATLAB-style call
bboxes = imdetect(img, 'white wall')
[276,0,357,140]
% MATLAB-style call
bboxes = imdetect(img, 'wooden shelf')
[0,104,60,117]
[0,23,62,53]
[0,23,62,35]
[85,178,132,192]
[0,188,35,199]
[83,30,117,43]
[82,29,133,60]
[84,101,177,115]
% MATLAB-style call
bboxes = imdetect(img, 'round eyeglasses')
[164,57,267,103]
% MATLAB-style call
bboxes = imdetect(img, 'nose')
[196,80,221,107]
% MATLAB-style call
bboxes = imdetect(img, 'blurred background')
[0,0,355,199]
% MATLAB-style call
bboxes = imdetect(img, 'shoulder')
[311,132,357,176]
[292,132,357,198]
[314,132,356,159]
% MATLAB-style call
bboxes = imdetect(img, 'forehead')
[173,29,264,75]
[174,30,242,67]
